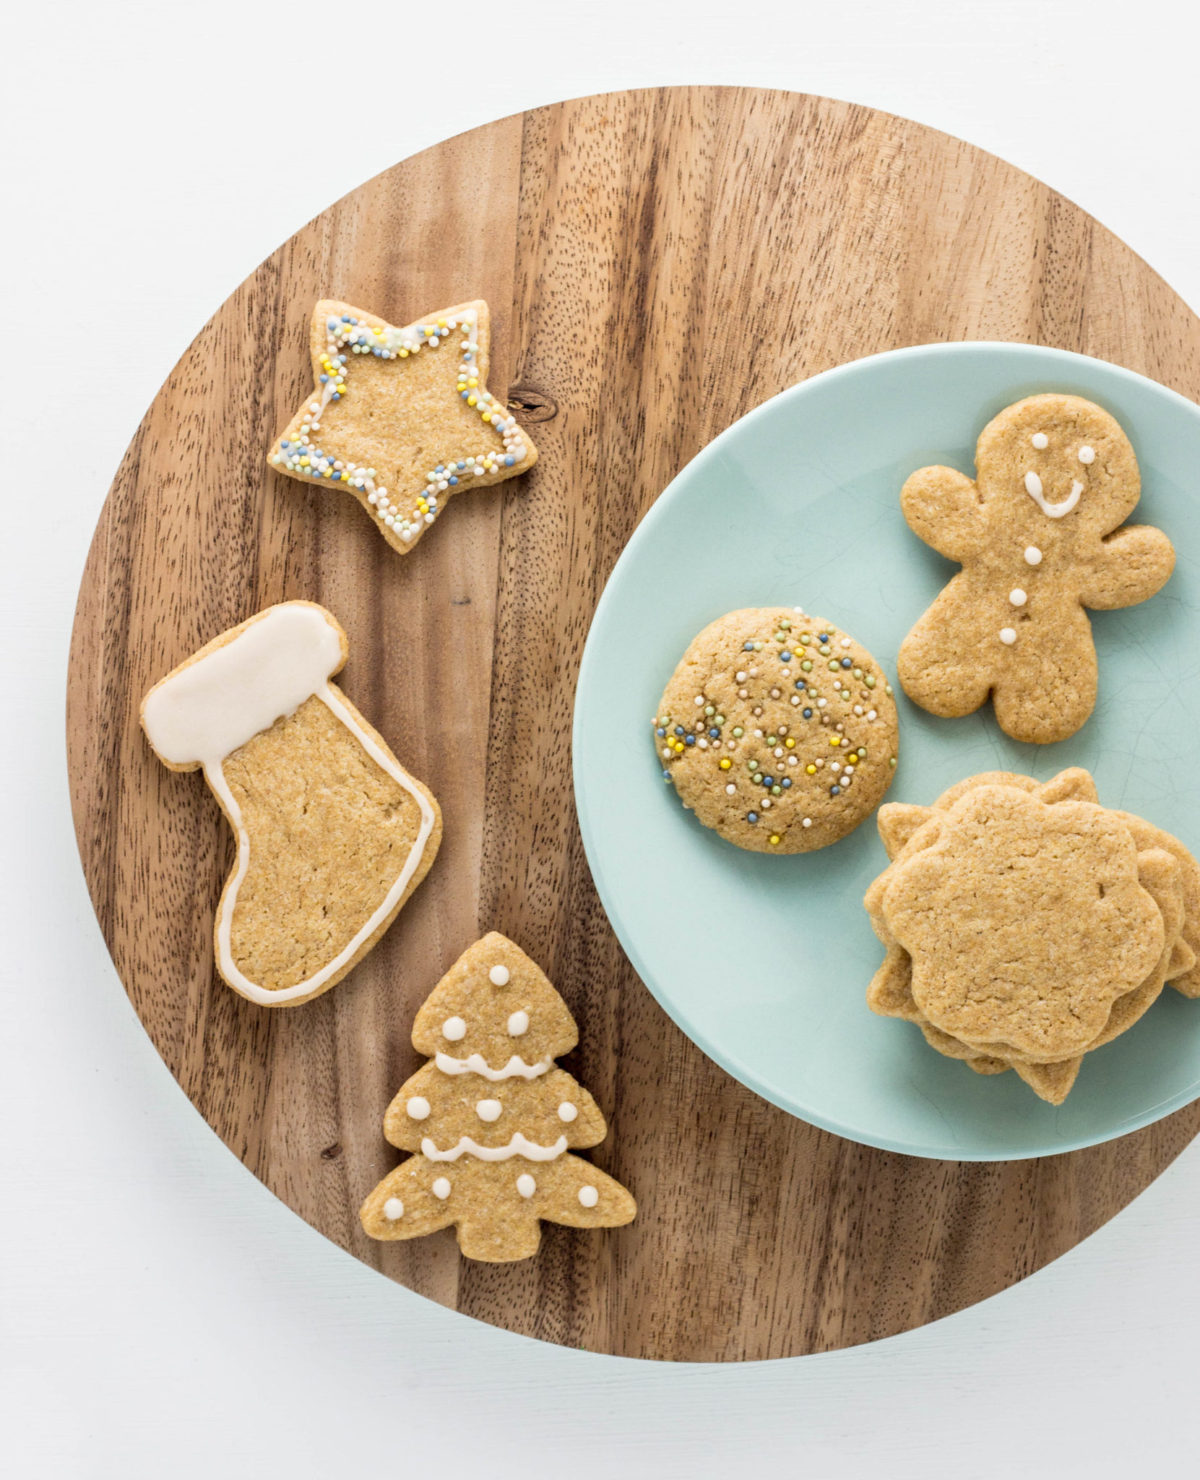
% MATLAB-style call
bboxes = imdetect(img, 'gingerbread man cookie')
[897,394,1174,743]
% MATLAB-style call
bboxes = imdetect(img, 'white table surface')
[5,2,1200,1474]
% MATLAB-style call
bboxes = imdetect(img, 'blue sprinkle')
[743,642,755,651]
[781,778,792,789]
[708,727,720,739]
[674,727,685,737]
[841,657,852,669]
[684,735,695,746]
[795,680,806,691]
[762,776,774,787]
[341,314,352,322]
[802,708,813,719]
[780,651,792,662]
[448,476,459,486]
[818,633,829,643]
[435,465,444,474]
[505,455,515,466]
[331,393,341,401]
[656,727,666,737]
[280,439,289,449]
[747,813,758,824]
[830,785,841,796]
[318,374,329,383]
[662,770,671,780]
[457,461,466,470]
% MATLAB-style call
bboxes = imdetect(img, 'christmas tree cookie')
[141,602,442,1007]
[360,933,636,1261]
[268,299,537,556]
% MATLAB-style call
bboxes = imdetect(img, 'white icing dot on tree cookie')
[384,1197,404,1220]
[442,1016,466,1041]
[406,1096,431,1120]
[489,964,510,986]
[999,627,1017,646]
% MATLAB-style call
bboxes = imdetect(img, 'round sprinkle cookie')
[652,608,899,853]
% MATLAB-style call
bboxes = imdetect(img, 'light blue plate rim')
[573,340,1200,1162]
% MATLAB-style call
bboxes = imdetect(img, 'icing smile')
[1024,469,1083,519]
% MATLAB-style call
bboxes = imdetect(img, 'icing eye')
[1078,445,1095,464]
[489,964,510,986]
[441,1016,467,1041]
[1031,432,1049,449]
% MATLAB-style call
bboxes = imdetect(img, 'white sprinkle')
[383,1198,404,1220]
[1009,588,1027,606]
[802,818,812,829]
[1078,445,1095,464]
[725,783,736,795]
[840,638,851,648]
[1000,627,1017,645]
[1024,545,1043,566]
[1031,432,1049,449]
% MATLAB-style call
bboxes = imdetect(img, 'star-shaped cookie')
[268,299,537,555]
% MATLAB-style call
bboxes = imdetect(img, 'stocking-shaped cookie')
[898,394,1174,743]
[141,601,442,1007]
[360,933,636,1261]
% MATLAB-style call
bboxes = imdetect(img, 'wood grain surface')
[66,87,1200,1361]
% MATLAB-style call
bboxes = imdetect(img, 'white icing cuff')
[142,602,344,765]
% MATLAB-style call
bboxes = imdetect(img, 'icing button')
[383,1197,404,1220]
[516,1173,536,1198]
[489,964,511,986]
[442,1016,467,1041]
[432,1177,452,1200]
[999,628,1017,646]
[578,1185,599,1208]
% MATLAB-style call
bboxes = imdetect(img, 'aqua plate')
[573,342,1200,1160]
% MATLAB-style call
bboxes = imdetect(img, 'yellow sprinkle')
[830,736,842,746]
[769,835,781,846]
[467,395,477,406]
[468,377,478,388]
[806,764,817,774]
[437,319,447,328]
[785,738,795,749]
[719,758,731,771]
[399,349,409,357]
[299,456,310,467]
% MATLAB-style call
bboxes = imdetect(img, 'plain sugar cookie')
[653,608,899,852]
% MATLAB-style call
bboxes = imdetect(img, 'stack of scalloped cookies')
[866,769,1200,1104]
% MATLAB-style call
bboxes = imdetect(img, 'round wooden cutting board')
[67,87,1200,1361]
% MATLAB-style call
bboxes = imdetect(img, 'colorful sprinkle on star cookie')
[653,607,899,853]
[268,299,537,556]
